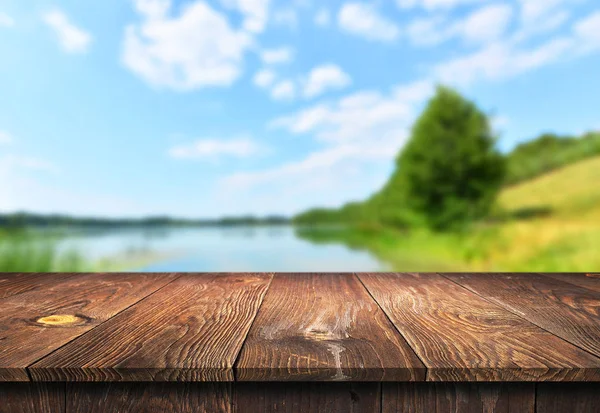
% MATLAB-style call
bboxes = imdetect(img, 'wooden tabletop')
[1,272,599,383]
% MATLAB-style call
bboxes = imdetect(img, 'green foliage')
[506,131,600,185]
[378,85,505,230]
[0,232,87,272]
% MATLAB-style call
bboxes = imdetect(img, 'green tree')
[380,85,505,230]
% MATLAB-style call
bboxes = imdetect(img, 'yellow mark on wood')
[586,273,600,278]
[36,314,83,326]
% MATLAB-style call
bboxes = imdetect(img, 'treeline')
[295,85,600,230]
[0,213,290,229]
[506,131,600,185]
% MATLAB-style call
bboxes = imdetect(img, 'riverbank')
[297,156,600,272]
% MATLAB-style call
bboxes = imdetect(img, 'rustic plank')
[444,273,600,359]
[536,383,600,413]
[31,273,273,382]
[0,273,176,381]
[0,273,79,300]
[236,273,425,381]
[233,382,381,413]
[542,273,600,294]
[0,383,65,413]
[382,383,535,413]
[358,272,600,381]
[66,383,231,413]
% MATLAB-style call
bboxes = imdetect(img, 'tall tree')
[378,85,505,230]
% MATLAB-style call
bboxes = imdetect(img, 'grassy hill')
[488,155,600,271]
[297,156,600,272]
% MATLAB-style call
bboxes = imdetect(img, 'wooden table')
[1,272,599,412]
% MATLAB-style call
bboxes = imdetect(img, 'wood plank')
[31,273,273,382]
[236,273,425,381]
[543,273,600,294]
[536,383,600,413]
[0,383,65,413]
[444,273,600,359]
[0,273,79,300]
[233,382,381,413]
[0,272,176,381]
[66,383,231,413]
[358,272,600,381]
[382,383,535,413]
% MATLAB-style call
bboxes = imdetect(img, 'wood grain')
[233,382,381,413]
[30,273,273,382]
[236,273,425,381]
[0,273,79,300]
[0,273,176,382]
[543,273,600,294]
[358,272,600,381]
[66,383,231,413]
[536,383,600,413]
[444,273,600,359]
[382,383,535,413]
[0,383,64,413]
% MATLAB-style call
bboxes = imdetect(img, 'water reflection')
[53,226,383,272]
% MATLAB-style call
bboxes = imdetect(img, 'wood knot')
[35,314,89,327]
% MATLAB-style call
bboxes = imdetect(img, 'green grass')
[298,156,600,272]
[0,231,87,272]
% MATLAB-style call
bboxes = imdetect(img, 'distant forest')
[0,213,290,229]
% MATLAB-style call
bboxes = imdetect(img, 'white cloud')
[0,12,15,28]
[302,64,352,98]
[314,9,331,27]
[219,0,270,33]
[220,80,435,211]
[338,2,400,42]
[272,8,298,29]
[260,47,293,64]
[459,4,513,44]
[123,0,252,91]
[513,0,575,41]
[270,80,296,100]
[434,38,571,85]
[407,4,513,47]
[573,11,600,55]
[253,68,276,88]
[43,9,92,54]
[434,11,600,86]
[397,0,485,10]
[0,130,13,145]
[169,137,261,159]
[271,79,432,146]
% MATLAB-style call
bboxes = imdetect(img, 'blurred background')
[1,0,599,273]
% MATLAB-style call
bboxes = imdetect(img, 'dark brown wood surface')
[358,272,600,381]
[0,273,176,381]
[543,273,600,293]
[235,273,425,381]
[66,383,232,413]
[536,383,600,413]
[443,273,600,360]
[382,383,535,413]
[0,273,78,300]
[31,273,273,381]
[234,382,381,413]
[0,383,64,413]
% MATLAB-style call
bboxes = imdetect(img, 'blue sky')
[0,0,599,218]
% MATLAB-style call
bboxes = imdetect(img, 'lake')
[54,226,385,272]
